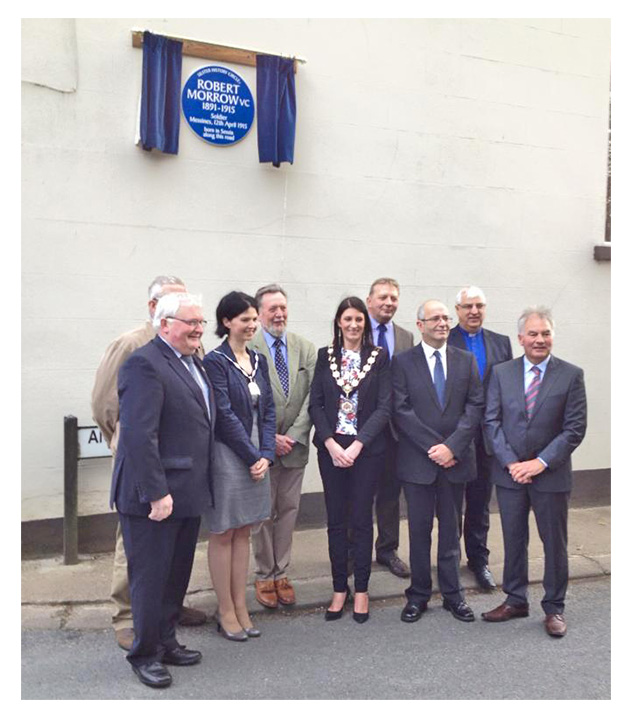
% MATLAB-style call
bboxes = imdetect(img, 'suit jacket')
[392,344,485,484]
[110,336,216,518]
[309,346,392,457]
[448,325,512,390]
[249,329,316,468]
[393,322,414,355]
[203,340,276,466]
[484,355,587,493]
[92,321,205,454]
[448,324,513,453]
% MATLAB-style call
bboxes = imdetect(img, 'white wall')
[22,18,611,521]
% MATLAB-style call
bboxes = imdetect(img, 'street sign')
[78,426,111,459]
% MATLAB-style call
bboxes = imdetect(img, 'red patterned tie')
[525,365,541,420]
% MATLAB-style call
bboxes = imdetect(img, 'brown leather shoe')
[544,613,567,638]
[482,602,529,622]
[115,627,135,651]
[178,605,207,626]
[275,577,296,605]
[255,579,278,608]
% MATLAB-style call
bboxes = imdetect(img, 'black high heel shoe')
[325,587,352,621]
[353,592,370,624]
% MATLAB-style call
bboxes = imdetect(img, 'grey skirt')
[203,410,271,534]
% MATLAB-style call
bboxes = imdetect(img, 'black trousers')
[119,513,200,667]
[496,484,569,615]
[404,476,465,605]
[462,442,494,569]
[374,431,403,560]
[317,436,383,593]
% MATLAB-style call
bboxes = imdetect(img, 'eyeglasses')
[420,315,452,324]
[458,303,486,311]
[166,316,208,328]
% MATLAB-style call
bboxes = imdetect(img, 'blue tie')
[377,323,390,359]
[433,350,446,408]
[273,338,290,396]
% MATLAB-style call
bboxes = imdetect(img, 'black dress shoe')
[325,587,352,621]
[162,646,202,666]
[377,554,411,578]
[442,599,475,622]
[131,661,172,688]
[400,600,428,623]
[470,565,497,591]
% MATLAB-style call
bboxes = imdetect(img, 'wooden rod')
[131,30,303,73]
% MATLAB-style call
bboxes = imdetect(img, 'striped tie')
[525,365,541,420]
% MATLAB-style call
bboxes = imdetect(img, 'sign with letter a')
[182,65,255,146]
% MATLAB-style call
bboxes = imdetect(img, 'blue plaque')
[181,65,255,146]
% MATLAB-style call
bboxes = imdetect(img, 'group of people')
[92,275,587,689]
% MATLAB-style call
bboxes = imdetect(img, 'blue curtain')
[256,55,296,167]
[139,31,183,154]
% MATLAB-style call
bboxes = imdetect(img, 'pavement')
[21,505,610,631]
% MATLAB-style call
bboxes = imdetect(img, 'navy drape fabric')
[139,31,183,154]
[256,55,296,167]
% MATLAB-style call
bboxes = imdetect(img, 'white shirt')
[420,340,447,381]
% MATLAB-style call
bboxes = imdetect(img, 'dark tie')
[433,350,446,408]
[273,338,290,396]
[526,365,541,420]
[377,323,390,359]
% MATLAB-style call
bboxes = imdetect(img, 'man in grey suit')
[250,284,316,608]
[482,307,587,638]
[366,277,414,578]
[393,299,484,623]
[448,285,513,590]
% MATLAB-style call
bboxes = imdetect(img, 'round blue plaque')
[181,65,255,146]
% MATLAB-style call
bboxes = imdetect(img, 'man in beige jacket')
[249,284,316,608]
[91,275,207,650]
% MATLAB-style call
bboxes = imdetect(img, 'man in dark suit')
[366,277,414,578]
[448,285,513,590]
[392,299,484,623]
[482,307,586,638]
[111,292,215,688]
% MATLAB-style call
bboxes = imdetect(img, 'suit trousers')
[374,431,403,559]
[496,484,569,614]
[462,442,494,569]
[403,477,465,604]
[119,513,200,667]
[318,437,383,593]
[110,522,133,629]
[252,464,305,580]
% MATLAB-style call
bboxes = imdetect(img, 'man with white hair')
[92,275,207,652]
[448,285,513,590]
[111,292,215,687]
[482,307,586,638]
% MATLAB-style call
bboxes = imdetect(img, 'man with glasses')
[392,300,484,624]
[92,275,207,652]
[448,286,513,590]
[111,292,214,687]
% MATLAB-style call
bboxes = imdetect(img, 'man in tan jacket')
[249,284,316,608]
[92,275,207,650]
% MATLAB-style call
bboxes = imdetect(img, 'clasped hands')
[428,443,457,468]
[249,457,271,481]
[326,438,364,468]
[275,433,296,457]
[507,459,545,484]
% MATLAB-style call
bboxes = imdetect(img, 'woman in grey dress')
[203,291,276,640]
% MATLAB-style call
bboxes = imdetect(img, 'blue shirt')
[523,354,551,392]
[457,325,486,380]
[262,328,288,369]
[370,316,394,358]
